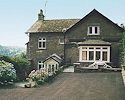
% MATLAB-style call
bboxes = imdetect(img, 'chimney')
[38,9,45,21]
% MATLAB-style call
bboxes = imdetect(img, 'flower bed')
[25,65,69,88]
[25,68,52,88]
[25,67,65,88]
[0,60,17,86]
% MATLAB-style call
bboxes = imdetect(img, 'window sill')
[59,43,64,45]
[38,48,46,50]
[87,34,100,36]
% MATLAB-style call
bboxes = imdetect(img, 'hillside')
[0,45,26,57]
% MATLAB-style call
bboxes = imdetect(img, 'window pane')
[103,52,107,61]
[39,65,42,69]
[89,27,92,34]
[96,51,100,60]
[89,51,94,60]
[96,47,100,49]
[56,64,58,70]
[82,47,87,49]
[52,65,54,72]
[60,39,64,44]
[43,38,46,40]
[48,65,51,72]
[82,51,87,60]
[103,47,107,49]
[89,47,94,49]
[39,42,42,48]
[95,27,98,33]
[43,42,46,48]
[39,61,42,63]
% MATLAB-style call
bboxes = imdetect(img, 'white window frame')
[38,38,46,49]
[79,46,110,63]
[59,38,64,44]
[38,61,43,70]
[87,26,100,35]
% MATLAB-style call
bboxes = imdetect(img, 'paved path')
[0,72,125,100]
[63,66,74,72]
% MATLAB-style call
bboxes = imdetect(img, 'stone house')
[26,9,124,71]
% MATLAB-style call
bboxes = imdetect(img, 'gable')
[66,9,124,34]
[65,9,124,41]
[44,58,58,65]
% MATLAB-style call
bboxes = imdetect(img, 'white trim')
[87,26,100,35]
[38,38,46,49]
[79,46,110,63]
[38,61,43,70]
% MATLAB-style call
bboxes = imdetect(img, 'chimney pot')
[38,9,44,21]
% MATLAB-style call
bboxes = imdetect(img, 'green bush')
[0,60,17,85]
[0,55,29,81]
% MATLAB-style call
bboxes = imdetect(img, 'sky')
[0,0,125,48]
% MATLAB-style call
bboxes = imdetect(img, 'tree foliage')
[0,53,29,81]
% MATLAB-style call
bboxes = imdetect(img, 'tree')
[16,52,26,59]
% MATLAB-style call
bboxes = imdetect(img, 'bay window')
[79,46,110,62]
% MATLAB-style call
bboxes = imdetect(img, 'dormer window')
[88,26,100,35]
[38,38,46,49]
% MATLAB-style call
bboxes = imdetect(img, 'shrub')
[0,55,29,81]
[0,60,17,85]
[25,68,49,88]
[12,57,29,80]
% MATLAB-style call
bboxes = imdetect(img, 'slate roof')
[78,40,111,46]
[26,9,124,34]
[26,19,80,33]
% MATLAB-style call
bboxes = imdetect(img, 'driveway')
[0,72,125,100]
[63,66,74,72]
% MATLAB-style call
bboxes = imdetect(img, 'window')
[79,46,110,62]
[56,64,58,70]
[52,65,54,72]
[38,38,46,49]
[102,52,107,61]
[95,27,98,33]
[96,51,101,60]
[82,51,87,60]
[48,65,51,72]
[88,26,100,35]
[59,38,64,44]
[89,27,92,34]
[89,51,94,60]
[38,61,43,69]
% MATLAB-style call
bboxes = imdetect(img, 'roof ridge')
[44,18,80,21]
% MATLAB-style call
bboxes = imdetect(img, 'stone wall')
[27,32,64,70]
